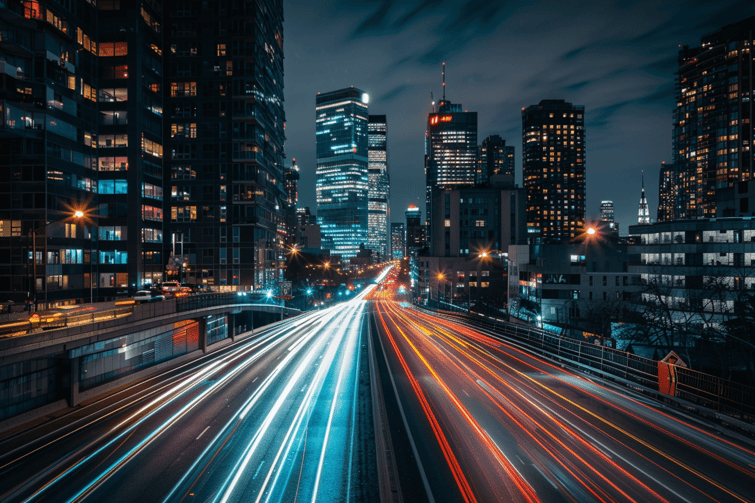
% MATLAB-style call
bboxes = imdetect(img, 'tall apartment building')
[522,99,586,243]
[0,0,167,306]
[98,1,165,293]
[477,134,514,185]
[425,99,477,241]
[600,200,619,234]
[163,0,286,290]
[391,222,405,259]
[670,16,755,220]
[283,159,300,248]
[405,205,425,253]
[658,162,682,222]
[315,87,369,261]
[367,115,389,260]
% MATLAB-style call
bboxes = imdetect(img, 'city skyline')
[284,0,755,231]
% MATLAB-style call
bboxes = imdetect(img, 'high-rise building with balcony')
[0,0,167,306]
[522,99,586,243]
[368,115,389,261]
[477,134,514,185]
[164,0,286,290]
[98,1,165,293]
[425,99,477,242]
[0,0,101,306]
[670,16,755,220]
[315,87,369,261]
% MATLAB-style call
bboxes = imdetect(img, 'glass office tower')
[368,115,389,261]
[425,99,477,243]
[315,88,369,261]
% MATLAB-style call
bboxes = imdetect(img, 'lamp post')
[436,273,444,308]
[30,210,85,312]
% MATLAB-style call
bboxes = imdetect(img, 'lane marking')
[196,426,211,440]
[252,461,265,480]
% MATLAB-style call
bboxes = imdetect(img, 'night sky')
[283,0,753,233]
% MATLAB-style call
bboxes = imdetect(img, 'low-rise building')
[628,218,755,330]
[510,228,641,339]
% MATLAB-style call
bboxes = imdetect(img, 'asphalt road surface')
[0,286,380,503]
[371,288,755,503]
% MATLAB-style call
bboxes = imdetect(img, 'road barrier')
[434,309,755,426]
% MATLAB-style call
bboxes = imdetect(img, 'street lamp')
[29,209,87,312]
[436,273,445,307]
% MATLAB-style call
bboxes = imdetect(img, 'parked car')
[134,290,165,304]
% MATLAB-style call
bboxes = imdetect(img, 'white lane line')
[252,461,265,480]
[196,426,211,440]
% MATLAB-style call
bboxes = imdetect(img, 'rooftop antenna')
[431,91,435,113]
[442,62,446,102]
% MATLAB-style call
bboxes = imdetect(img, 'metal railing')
[0,306,134,336]
[436,309,755,425]
[674,367,755,422]
[0,292,289,337]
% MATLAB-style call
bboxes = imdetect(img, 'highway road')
[0,285,380,503]
[371,287,755,503]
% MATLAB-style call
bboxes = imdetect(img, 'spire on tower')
[638,170,650,225]
[442,62,446,101]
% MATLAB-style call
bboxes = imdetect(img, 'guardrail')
[0,306,134,336]
[437,309,755,425]
[0,292,289,337]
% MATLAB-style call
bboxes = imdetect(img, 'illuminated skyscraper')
[405,206,425,253]
[522,99,585,243]
[477,135,515,185]
[671,16,755,219]
[315,88,370,260]
[368,115,389,261]
[425,100,477,243]
[657,162,682,222]
[391,223,405,259]
[600,200,619,234]
[164,0,286,290]
[284,159,300,247]
[600,201,615,223]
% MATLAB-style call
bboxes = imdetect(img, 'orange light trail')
[371,284,754,503]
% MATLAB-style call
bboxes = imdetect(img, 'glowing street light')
[30,208,89,311]
[587,227,597,236]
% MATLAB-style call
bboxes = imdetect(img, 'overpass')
[0,293,301,429]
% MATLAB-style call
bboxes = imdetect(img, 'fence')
[438,309,755,425]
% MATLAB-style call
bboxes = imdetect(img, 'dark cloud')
[376,84,411,103]
[639,82,676,105]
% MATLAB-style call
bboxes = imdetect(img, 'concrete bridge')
[0,293,301,430]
